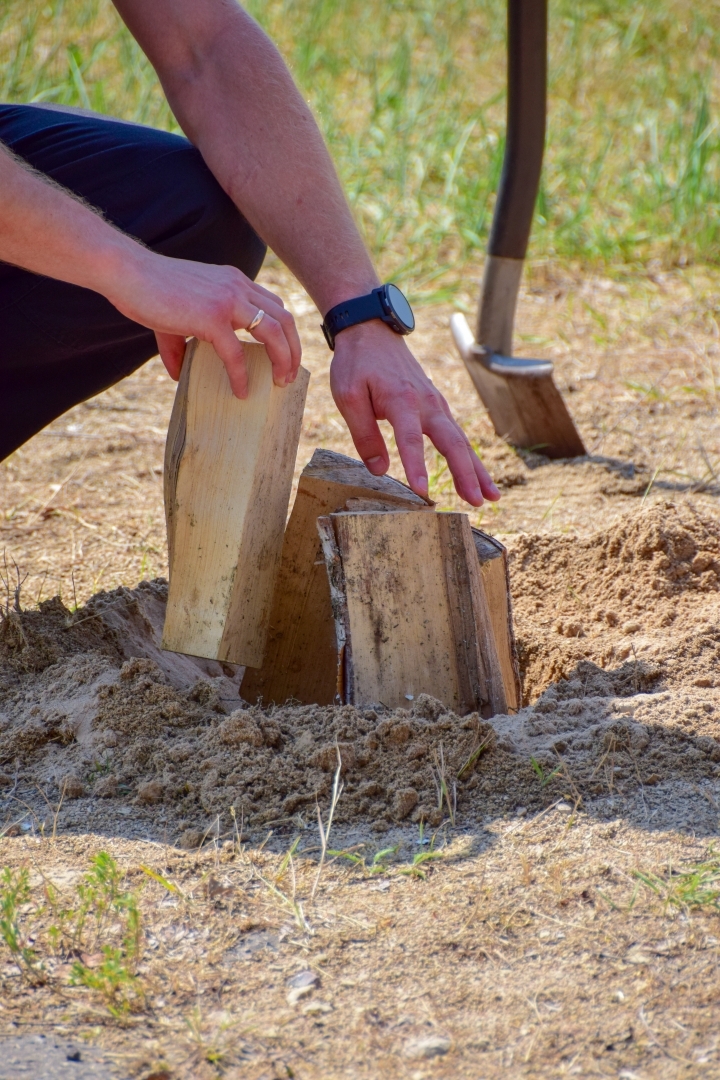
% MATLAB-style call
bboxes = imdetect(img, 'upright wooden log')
[162,338,310,666]
[319,510,508,716]
[240,449,431,705]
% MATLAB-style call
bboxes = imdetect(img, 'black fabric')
[0,104,266,460]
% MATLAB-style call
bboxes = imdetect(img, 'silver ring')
[247,308,265,332]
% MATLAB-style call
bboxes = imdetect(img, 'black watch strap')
[322,290,387,350]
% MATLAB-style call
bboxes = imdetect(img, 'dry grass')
[1,812,719,1078]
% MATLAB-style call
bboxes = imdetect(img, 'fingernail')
[365,456,386,473]
[489,482,501,498]
[415,476,429,497]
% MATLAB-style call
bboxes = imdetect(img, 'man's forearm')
[114,0,380,315]
[0,143,140,292]
[0,139,302,396]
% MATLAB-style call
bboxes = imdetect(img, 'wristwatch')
[321,284,415,350]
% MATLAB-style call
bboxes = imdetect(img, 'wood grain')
[162,338,309,666]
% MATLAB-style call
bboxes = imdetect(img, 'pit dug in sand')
[0,503,718,845]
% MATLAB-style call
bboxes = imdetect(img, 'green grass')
[0,852,144,1015]
[632,851,720,914]
[2,1,720,297]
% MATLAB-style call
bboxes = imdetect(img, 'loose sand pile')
[510,500,720,699]
[0,504,718,846]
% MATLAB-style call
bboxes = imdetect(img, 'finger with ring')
[247,308,265,332]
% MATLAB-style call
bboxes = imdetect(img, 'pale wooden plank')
[162,338,309,666]
[240,449,431,705]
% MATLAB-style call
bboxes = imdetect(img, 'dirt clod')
[93,775,118,799]
[60,774,85,800]
[137,779,164,804]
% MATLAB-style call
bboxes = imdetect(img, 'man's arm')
[0,142,301,397]
[114,0,500,507]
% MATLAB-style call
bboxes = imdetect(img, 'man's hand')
[0,141,301,400]
[106,249,302,398]
[330,320,501,507]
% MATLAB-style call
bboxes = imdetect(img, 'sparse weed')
[531,757,563,788]
[184,1006,230,1068]
[399,834,444,881]
[632,850,720,914]
[457,734,493,780]
[370,846,400,874]
[311,745,344,902]
[276,836,302,881]
[328,844,399,875]
[431,743,456,826]
[139,864,185,898]
[0,868,44,983]
[69,946,141,1018]
[0,853,144,1015]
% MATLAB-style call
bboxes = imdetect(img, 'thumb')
[156,332,187,381]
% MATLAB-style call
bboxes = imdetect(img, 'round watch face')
[386,284,415,332]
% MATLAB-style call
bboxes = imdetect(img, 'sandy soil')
[0,262,719,1079]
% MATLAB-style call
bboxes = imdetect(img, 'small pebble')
[287,969,320,990]
[403,1035,451,1059]
[301,1001,332,1015]
[556,801,573,815]
[287,984,314,1006]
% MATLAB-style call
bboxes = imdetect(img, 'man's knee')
[149,144,267,281]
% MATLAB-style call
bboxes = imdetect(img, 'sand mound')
[509,501,720,700]
[0,504,718,845]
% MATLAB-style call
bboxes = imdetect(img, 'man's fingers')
[334,386,390,475]
[266,302,302,379]
[473,452,502,502]
[242,291,302,380]
[212,328,248,398]
[251,281,287,307]
[423,412,500,506]
[245,310,294,387]
[155,331,187,381]
[385,401,429,498]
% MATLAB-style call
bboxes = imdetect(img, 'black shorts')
[0,104,266,461]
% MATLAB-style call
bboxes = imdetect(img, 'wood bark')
[162,337,310,666]
[472,529,522,711]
